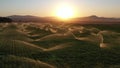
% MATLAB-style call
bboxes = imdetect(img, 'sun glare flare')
[56,4,75,19]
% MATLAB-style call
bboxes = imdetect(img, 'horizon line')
[1,14,120,18]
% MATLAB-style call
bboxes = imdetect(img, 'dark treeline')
[0,17,12,23]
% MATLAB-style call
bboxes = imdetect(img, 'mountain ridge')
[4,15,120,24]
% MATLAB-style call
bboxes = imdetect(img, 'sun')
[56,4,75,19]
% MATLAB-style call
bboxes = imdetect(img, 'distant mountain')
[6,15,120,24]
[73,15,120,24]
[8,15,43,22]
[7,15,58,23]
[86,15,99,19]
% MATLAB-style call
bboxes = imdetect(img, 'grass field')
[0,23,120,68]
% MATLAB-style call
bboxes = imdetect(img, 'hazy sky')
[0,0,120,18]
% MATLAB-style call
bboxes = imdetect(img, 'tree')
[0,17,12,23]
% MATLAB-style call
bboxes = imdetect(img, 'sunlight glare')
[56,4,75,19]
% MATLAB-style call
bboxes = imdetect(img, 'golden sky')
[0,0,120,18]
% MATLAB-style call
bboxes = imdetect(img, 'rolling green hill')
[0,23,120,68]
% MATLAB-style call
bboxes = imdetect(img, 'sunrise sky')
[0,0,120,18]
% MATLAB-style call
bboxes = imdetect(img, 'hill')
[6,15,120,24]
[0,23,120,68]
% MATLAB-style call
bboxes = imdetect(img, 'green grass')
[0,55,56,68]
[0,23,120,68]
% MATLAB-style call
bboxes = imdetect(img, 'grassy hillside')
[0,23,120,68]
